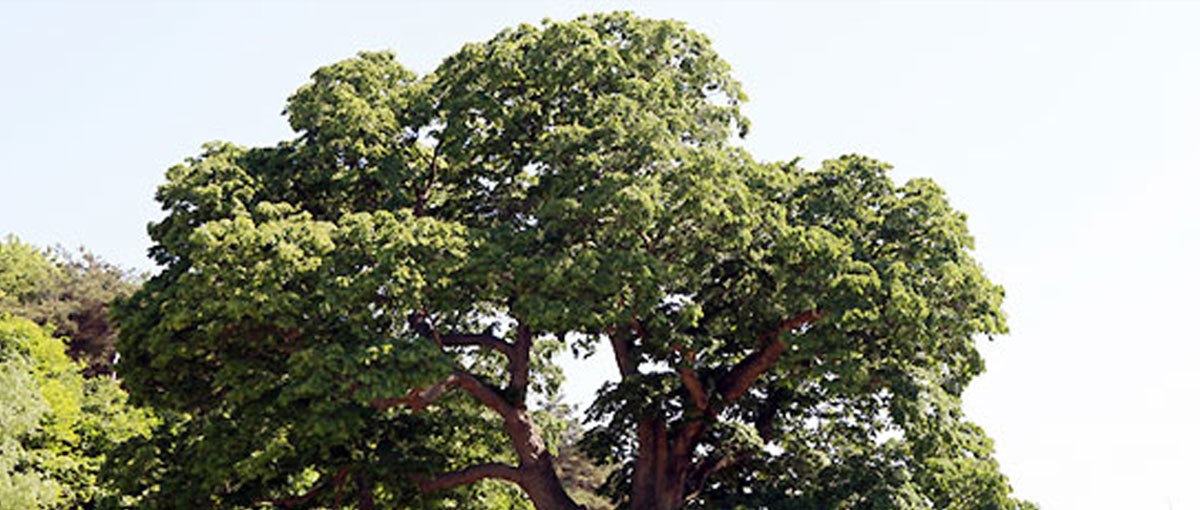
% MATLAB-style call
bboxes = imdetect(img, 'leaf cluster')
[0,315,153,509]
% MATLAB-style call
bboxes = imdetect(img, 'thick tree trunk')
[508,408,583,510]
[520,457,584,510]
[628,419,694,510]
[620,314,820,510]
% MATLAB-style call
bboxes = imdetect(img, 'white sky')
[2,2,1198,508]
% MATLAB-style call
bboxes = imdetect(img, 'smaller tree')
[1,236,151,509]
[0,236,140,376]
[0,315,154,509]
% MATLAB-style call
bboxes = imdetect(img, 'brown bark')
[679,364,708,412]
[407,312,515,358]
[629,419,693,510]
[368,373,455,411]
[417,461,580,510]
[413,139,440,217]
[415,444,580,509]
[624,310,822,510]
[408,388,581,509]
[683,450,752,502]
[519,457,585,510]
[509,323,533,401]
[716,310,821,407]
[416,463,523,493]
[623,316,696,510]
[610,323,637,378]
[441,332,515,357]
[400,305,818,510]
[369,370,513,419]
[395,316,581,510]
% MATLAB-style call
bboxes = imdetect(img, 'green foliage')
[0,236,60,315]
[0,235,140,376]
[0,315,153,509]
[111,11,1031,510]
[0,353,56,510]
[539,399,616,510]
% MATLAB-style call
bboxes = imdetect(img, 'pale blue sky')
[3,2,1198,508]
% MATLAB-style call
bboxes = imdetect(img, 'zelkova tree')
[113,13,1031,510]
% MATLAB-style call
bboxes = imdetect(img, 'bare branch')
[415,463,523,494]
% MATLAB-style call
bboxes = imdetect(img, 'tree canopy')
[112,12,1033,510]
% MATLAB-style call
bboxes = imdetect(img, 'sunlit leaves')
[0,316,152,509]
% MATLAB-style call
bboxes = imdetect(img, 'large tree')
[113,12,1032,510]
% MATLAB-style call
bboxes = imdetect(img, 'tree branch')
[413,139,441,217]
[408,312,514,359]
[509,323,532,399]
[369,373,456,412]
[356,472,375,510]
[262,466,350,507]
[684,450,753,502]
[442,333,515,358]
[370,370,515,420]
[403,312,550,473]
[402,312,552,486]
[680,365,709,412]
[716,310,821,407]
[451,369,517,419]
[754,387,782,443]
[669,332,709,412]
[415,463,523,494]
[609,323,637,378]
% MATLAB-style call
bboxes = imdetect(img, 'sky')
[2,1,1198,508]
